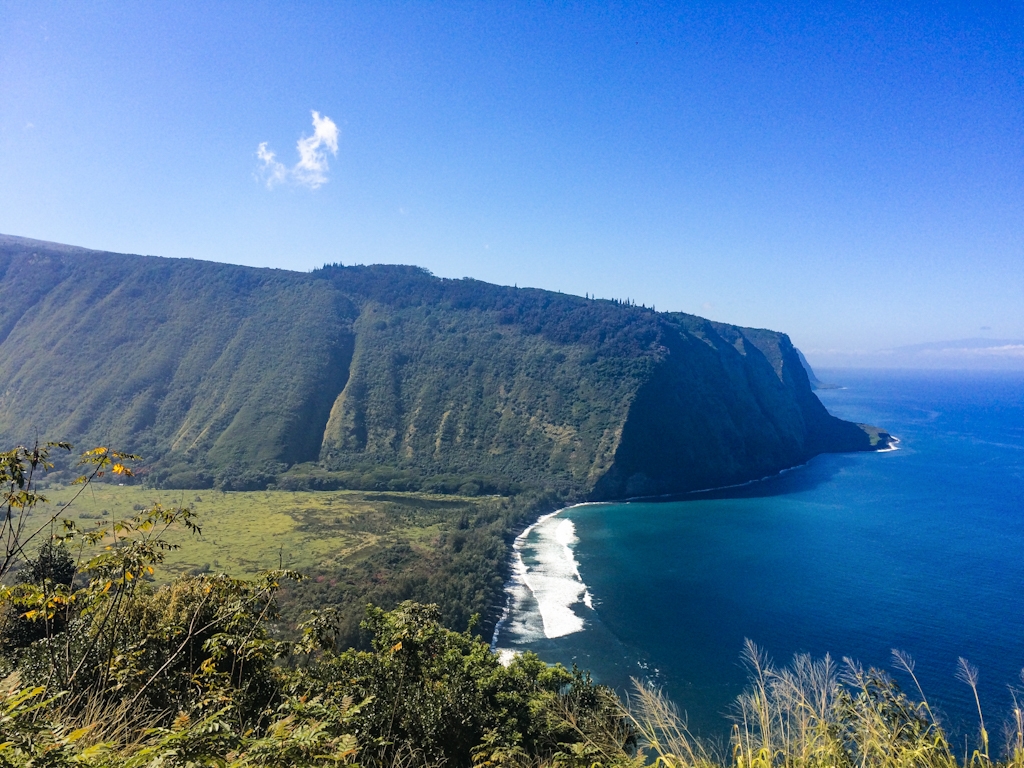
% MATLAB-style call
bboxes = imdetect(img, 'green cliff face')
[0,235,880,497]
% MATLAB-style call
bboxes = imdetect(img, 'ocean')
[493,369,1024,741]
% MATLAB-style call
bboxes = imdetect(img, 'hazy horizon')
[2,3,1021,357]
[807,338,1024,371]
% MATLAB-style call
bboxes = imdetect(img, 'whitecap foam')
[501,548,547,642]
[521,516,591,638]
[876,435,902,453]
[492,508,595,648]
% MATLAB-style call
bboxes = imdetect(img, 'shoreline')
[490,436,901,649]
[490,502,603,651]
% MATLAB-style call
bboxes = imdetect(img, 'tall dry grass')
[625,641,1024,768]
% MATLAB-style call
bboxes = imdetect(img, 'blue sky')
[1,2,1022,364]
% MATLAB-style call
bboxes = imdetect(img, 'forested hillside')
[0,234,884,498]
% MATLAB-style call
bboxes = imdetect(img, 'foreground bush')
[0,443,634,766]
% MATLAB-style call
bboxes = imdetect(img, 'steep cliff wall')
[0,237,357,487]
[0,235,882,495]
[591,315,872,499]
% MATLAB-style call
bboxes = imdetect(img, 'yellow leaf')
[77,743,111,758]
[67,725,95,742]
[112,463,133,476]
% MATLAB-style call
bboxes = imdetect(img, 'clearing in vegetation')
[36,484,493,579]
[18,457,554,649]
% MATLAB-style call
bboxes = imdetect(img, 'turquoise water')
[495,369,1024,740]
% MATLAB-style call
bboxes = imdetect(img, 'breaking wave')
[492,509,593,649]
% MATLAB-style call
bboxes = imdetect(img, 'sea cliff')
[0,234,887,496]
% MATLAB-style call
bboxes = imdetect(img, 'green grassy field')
[34,484,492,579]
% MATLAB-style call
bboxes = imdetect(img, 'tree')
[1,443,136,581]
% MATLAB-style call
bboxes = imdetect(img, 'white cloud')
[256,142,287,188]
[293,111,339,188]
[257,111,339,190]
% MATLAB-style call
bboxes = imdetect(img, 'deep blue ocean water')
[495,369,1024,741]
